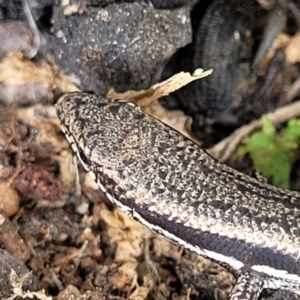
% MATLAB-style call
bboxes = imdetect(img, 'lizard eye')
[78,150,93,167]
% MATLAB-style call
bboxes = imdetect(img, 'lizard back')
[56,92,300,289]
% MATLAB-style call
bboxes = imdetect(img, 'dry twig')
[209,100,300,162]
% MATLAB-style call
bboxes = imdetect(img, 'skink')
[56,92,300,300]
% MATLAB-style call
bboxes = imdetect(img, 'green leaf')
[238,116,300,189]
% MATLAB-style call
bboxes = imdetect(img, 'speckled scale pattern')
[56,93,300,289]
[229,271,264,300]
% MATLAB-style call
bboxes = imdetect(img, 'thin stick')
[209,100,300,162]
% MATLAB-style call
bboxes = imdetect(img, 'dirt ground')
[1,1,300,300]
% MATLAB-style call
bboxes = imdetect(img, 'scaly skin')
[57,92,300,299]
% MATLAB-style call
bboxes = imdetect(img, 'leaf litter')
[1,11,300,300]
[0,47,237,300]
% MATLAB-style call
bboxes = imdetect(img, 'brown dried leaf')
[107,68,213,106]
[256,33,291,74]
[0,181,20,217]
[143,102,199,144]
[258,31,300,74]
[152,237,183,262]
[99,207,150,260]
[0,216,30,261]
[13,163,62,203]
[108,261,138,290]
[129,285,151,300]
[285,32,300,65]
[0,52,79,105]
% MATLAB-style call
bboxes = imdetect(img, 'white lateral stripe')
[131,208,244,270]
[252,265,300,287]
[63,114,300,290]
[95,171,300,288]
[95,177,300,287]
[88,171,96,181]
[98,182,244,271]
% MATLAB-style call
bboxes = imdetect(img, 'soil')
[1,1,300,300]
